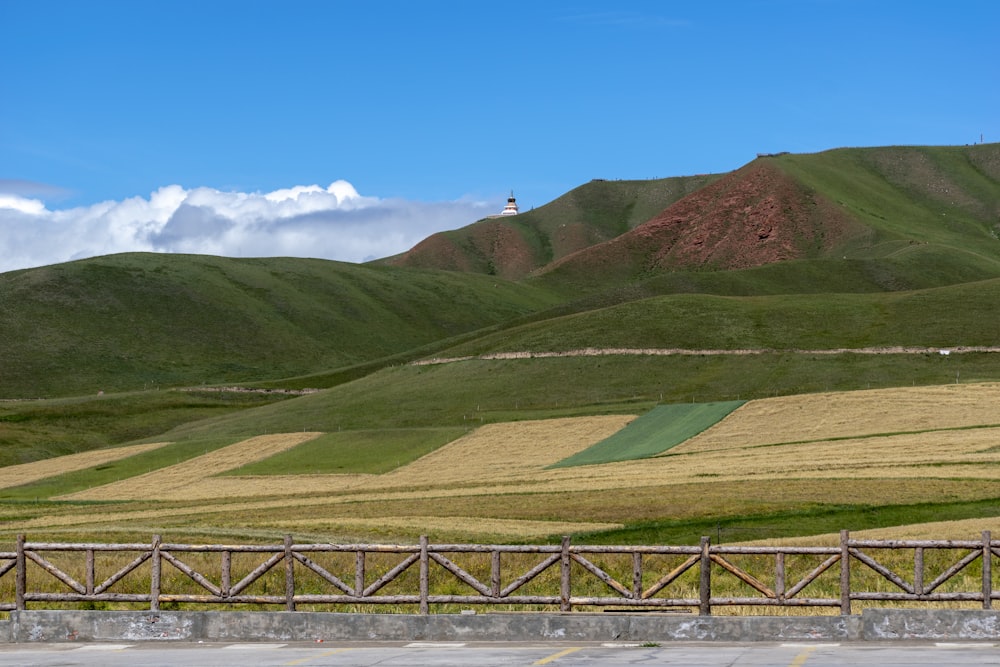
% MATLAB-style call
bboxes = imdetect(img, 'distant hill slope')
[0,253,561,397]
[538,144,1000,290]
[384,144,1000,295]
[536,159,865,286]
[377,174,721,279]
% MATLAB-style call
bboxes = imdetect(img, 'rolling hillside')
[0,253,561,397]
[3,142,1000,545]
[386,144,1000,296]
[378,173,722,279]
[538,144,1000,291]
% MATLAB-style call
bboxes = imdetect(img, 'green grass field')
[550,401,745,467]
[225,428,468,475]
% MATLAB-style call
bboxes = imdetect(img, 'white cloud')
[0,194,46,215]
[0,181,497,273]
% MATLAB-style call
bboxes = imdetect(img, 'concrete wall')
[3,609,999,643]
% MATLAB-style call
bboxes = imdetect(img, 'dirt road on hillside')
[412,346,1000,366]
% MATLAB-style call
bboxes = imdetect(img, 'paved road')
[0,641,998,666]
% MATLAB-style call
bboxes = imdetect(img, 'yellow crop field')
[60,433,323,501]
[679,383,1000,453]
[373,415,635,489]
[0,441,168,490]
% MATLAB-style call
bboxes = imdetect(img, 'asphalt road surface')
[0,641,998,666]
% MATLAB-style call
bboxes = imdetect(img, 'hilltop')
[387,143,1000,294]
[377,173,721,279]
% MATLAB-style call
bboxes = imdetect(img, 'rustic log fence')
[1,531,996,615]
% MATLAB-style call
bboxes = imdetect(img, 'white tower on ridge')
[499,190,519,216]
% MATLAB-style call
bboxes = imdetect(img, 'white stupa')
[499,191,519,216]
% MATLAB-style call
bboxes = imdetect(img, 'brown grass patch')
[138,474,376,501]
[751,517,1000,546]
[0,442,169,490]
[258,516,623,539]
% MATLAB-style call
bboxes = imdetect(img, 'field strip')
[0,442,169,490]
[257,515,624,539]
[413,347,1000,365]
[749,517,1000,545]
[372,415,635,488]
[127,473,377,500]
[676,383,1000,452]
[58,432,323,501]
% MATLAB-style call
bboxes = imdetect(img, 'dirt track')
[412,346,1000,366]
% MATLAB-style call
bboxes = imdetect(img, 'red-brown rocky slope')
[540,160,864,279]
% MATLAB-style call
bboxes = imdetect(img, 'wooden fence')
[1,531,996,615]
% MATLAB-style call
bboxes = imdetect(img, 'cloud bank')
[0,181,496,273]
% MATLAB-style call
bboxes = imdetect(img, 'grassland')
[1,384,998,548]
[0,253,562,397]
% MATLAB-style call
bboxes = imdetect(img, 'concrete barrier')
[862,609,1000,641]
[3,610,996,643]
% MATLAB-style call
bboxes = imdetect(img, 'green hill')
[534,144,1000,292]
[378,173,721,279]
[0,253,561,397]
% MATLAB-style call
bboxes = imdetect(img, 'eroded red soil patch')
[636,160,860,271]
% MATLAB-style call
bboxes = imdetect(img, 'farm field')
[0,441,167,489]
[2,383,999,545]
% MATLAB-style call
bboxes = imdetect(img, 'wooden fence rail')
[1,531,996,615]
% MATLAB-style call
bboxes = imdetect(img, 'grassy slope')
[6,276,1000,470]
[532,144,1000,295]
[439,277,1000,355]
[0,390,290,467]
[0,253,562,397]
[73,276,998,476]
[380,174,722,278]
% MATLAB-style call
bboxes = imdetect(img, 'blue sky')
[1,0,997,271]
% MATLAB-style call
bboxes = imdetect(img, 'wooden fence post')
[491,550,502,598]
[560,535,572,612]
[355,550,366,599]
[914,546,924,596]
[15,534,25,611]
[150,534,161,612]
[775,552,785,602]
[85,548,95,596]
[284,535,295,612]
[839,530,851,615]
[984,530,993,610]
[419,535,429,615]
[221,551,231,598]
[632,551,643,600]
[699,536,711,616]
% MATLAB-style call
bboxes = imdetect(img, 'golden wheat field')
[0,441,168,490]
[8,383,1000,541]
